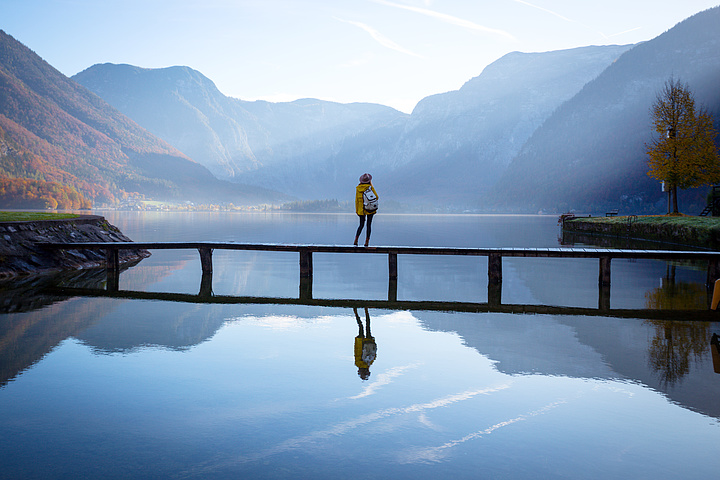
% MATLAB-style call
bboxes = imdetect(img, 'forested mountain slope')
[0,30,285,206]
[490,7,720,214]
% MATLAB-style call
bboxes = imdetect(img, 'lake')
[1,212,719,479]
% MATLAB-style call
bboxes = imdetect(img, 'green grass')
[576,215,720,229]
[565,214,720,248]
[0,211,81,222]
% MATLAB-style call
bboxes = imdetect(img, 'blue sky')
[4,0,719,113]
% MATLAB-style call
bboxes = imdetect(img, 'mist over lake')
[3,1,720,476]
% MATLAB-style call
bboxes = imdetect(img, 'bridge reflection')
[48,284,719,322]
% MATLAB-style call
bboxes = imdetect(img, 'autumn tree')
[646,77,720,214]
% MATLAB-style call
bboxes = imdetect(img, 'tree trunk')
[671,184,679,214]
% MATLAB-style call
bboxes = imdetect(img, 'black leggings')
[356,214,374,239]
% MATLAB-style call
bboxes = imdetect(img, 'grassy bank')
[0,211,80,222]
[563,215,720,249]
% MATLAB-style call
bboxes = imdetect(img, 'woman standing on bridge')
[354,173,378,247]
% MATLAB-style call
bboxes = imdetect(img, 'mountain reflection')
[73,301,227,354]
[0,269,112,387]
[2,244,719,424]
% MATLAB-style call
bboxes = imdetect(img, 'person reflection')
[353,307,377,380]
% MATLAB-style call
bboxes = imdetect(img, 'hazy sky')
[4,0,719,113]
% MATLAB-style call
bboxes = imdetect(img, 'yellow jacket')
[354,336,377,368]
[356,183,378,216]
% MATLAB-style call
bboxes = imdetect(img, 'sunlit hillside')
[0,30,288,207]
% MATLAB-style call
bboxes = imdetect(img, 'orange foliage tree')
[646,77,720,214]
[0,176,91,209]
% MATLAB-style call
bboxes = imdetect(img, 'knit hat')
[359,173,372,184]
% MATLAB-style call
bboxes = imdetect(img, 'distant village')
[103,200,275,212]
[103,198,349,213]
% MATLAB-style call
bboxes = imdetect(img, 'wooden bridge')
[40,241,720,311]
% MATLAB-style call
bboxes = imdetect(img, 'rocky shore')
[0,215,149,278]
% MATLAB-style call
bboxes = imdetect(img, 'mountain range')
[72,45,634,208]
[72,63,408,200]
[0,30,288,206]
[490,6,720,214]
[2,6,720,213]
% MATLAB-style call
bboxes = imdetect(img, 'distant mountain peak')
[74,63,406,194]
[0,32,286,206]
[490,6,720,213]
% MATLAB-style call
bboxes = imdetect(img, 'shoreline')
[0,215,149,278]
[561,215,720,250]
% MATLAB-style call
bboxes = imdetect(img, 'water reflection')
[645,319,713,387]
[2,213,720,478]
[642,266,717,386]
[0,266,135,387]
[2,299,718,478]
[645,266,709,310]
[0,264,126,314]
[561,228,708,251]
[353,307,377,380]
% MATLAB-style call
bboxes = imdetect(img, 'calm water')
[1,212,719,479]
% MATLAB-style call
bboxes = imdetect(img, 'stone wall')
[562,217,720,250]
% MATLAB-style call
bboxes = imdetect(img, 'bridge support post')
[488,254,502,284]
[388,253,397,280]
[599,284,611,311]
[198,247,213,275]
[388,252,398,301]
[299,248,313,279]
[105,248,119,292]
[388,278,398,302]
[197,248,214,297]
[599,257,611,310]
[105,247,119,272]
[488,254,502,306]
[599,257,611,286]
[299,248,313,299]
[488,282,502,306]
[199,271,213,297]
[299,277,313,300]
